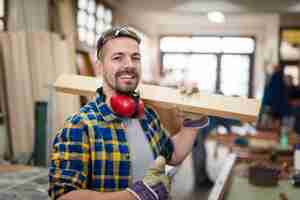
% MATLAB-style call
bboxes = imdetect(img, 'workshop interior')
[1,0,300,199]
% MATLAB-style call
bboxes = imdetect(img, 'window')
[284,65,299,86]
[160,36,255,97]
[0,0,5,31]
[77,0,112,47]
[220,55,250,97]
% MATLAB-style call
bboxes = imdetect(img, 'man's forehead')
[104,37,140,53]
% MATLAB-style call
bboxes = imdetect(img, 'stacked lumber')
[0,32,79,160]
[26,32,55,101]
[0,32,35,160]
[51,33,80,133]
[7,0,49,32]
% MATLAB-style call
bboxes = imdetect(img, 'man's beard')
[104,69,140,94]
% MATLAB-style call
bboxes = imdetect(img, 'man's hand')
[177,81,209,129]
[127,156,171,200]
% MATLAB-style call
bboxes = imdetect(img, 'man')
[258,64,290,130]
[49,25,206,200]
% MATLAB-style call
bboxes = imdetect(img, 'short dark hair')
[96,25,141,60]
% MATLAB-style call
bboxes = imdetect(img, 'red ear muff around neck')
[110,94,144,118]
[137,99,145,118]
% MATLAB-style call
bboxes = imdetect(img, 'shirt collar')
[95,87,119,123]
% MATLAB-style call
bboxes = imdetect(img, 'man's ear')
[95,60,104,76]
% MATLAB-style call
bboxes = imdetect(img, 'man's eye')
[113,56,121,60]
[133,56,141,61]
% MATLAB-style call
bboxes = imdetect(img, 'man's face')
[101,37,141,94]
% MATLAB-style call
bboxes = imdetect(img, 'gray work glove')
[127,156,171,200]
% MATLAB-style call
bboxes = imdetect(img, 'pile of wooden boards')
[0,32,79,160]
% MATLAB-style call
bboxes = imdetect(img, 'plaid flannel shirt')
[48,88,174,199]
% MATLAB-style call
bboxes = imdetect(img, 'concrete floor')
[0,165,48,200]
[0,154,211,200]
[170,155,212,200]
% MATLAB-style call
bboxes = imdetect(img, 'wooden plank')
[27,32,56,101]
[39,32,56,99]
[208,154,236,200]
[8,0,49,31]
[54,0,77,36]
[13,32,35,157]
[7,32,34,158]
[0,164,33,173]
[51,34,79,134]
[9,32,24,156]
[54,74,261,122]
[27,32,45,101]
[0,33,14,157]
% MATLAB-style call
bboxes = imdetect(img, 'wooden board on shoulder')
[54,74,261,122]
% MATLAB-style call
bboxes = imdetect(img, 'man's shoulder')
[52,113,88,144]
[144,105,159,120]
[76,101,103,122]
[79,101,98,114]
[54,103,99,143]
[59,101,99,128]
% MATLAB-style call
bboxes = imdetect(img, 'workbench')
[226,166,300,200]
[206,131,300,200]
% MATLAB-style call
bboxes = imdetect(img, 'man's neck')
[102,84,116,107]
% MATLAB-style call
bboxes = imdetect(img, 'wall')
[114,10,280,98]
[113,11,158,83]
[281,14,300,27]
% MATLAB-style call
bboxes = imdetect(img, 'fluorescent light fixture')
[207,11,225,23]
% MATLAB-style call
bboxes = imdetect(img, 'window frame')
[160,35,255,97]
[76,0,113,51]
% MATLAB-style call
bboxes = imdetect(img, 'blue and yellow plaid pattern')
[48,88,174,199]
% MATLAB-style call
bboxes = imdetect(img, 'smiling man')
[48,25,206,200]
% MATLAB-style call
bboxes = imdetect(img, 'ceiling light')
[207,11,225,23]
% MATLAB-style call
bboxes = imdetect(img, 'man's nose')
[123,56,135,68]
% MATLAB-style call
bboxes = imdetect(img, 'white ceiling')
[110,0,292,35]
[115,0,300,13]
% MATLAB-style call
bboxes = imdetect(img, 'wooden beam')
[51,34,80,135]
[3,32,35,158]
[54,74,261,122]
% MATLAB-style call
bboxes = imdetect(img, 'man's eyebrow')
[111,52,141,57]
[132,52,141,57]
[111,52,124,57]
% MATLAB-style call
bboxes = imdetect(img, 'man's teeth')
[120,74,134,79]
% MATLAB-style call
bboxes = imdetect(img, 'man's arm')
[58,156,171,200]
[58,190,135,200]
[168,82,208,166]
[147,104,202,166]
[169,127,198,165]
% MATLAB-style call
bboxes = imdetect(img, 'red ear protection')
[110,94,144,118]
